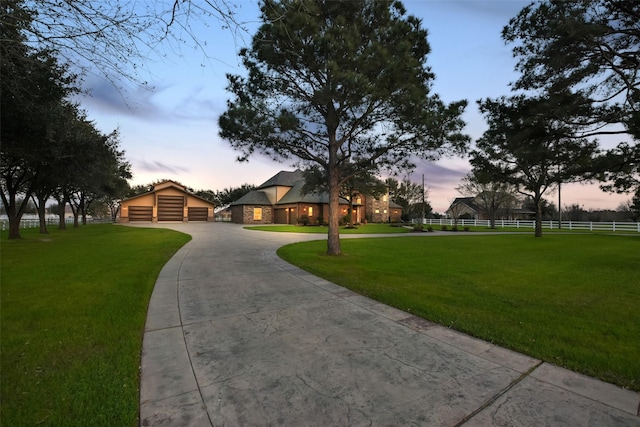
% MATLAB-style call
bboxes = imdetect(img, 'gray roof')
[277,180,352,205]
[257,170,305,189]
[231,190,273,206]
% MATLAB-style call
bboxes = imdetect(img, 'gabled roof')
[448,197,480,213]
[257,170,305,189]
[120,180,215,207]
[231,190,273,206]
[276,180,352,205]
[389,201,403,209]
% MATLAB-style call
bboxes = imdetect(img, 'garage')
[157,195,184,221]
[128,206,153,222]
[119,180,215,223]
[188,207,209,221]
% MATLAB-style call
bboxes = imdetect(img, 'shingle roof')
[276,180,352,205]
[257,170,305,189]
[230,190,273,206]
[448,197,480,212]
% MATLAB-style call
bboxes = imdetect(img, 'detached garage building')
[119,180,215,223]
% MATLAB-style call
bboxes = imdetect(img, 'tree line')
[1,2,133,239]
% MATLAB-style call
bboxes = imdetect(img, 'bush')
[463,226,470,232]
[451,225,459,232]
[299,215,310,226]
[427,226,433,232]
[441,225,448,231]
[413,224,423,232]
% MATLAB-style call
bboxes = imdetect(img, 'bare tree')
[456,172,517,229]
[3,0,244,86]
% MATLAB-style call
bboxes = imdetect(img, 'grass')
[277,234,640,391]
[1,224,191,426]
[246,223,411,233]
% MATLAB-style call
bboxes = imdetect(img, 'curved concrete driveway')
[138,222,639,426]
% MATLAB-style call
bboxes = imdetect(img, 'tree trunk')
[36,201,48,234]
[33,193,49,234]
[327,165,342,255]
[8,214,22,240]
[535,197,543,238]
[3,196,26,240]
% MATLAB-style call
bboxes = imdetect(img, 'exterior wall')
[119,185,215,223]
[389,206,402,222]
[366,195,390,223]
[232,205,273,224]
[120,193,155,223]
[185,195,214,221]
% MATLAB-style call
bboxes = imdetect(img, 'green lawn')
[277,234,640,391]
[246,223,411,233]
[0,224,191,426]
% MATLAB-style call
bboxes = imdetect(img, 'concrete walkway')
[137,222,639,426]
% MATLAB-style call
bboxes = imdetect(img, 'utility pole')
[422,173,425,224]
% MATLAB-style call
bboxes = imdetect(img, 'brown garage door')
[157,195,184,221]
[188,207,208,221]
[128,206,153,221]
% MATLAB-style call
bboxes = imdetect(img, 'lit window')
[384,209,387,213]
[375,209,380,213]
[253,208,262,221]
[308,206,313,216]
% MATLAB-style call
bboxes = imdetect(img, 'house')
[119,180,215,223]
[446,195,534,220]
[231,170,402,224]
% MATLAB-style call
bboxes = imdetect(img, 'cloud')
[77,75,173,120]
[136,159,190,174]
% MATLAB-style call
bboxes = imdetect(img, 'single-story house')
[446,195,534,220]
[119,180,215,223]
[231,170,402,224]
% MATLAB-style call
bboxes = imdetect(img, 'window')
[308,206,313,217]
[253,207,262,221]
[384,209,388,214]
[375,209,380,214]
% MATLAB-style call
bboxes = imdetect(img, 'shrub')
[299,215,310,226]
[427,226,433,232]
[451,225,459,232]
[441,225,448,231]
[463,226,470,232]
[413,224,423,232]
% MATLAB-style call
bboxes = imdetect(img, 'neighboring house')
[446,195,534,220]
[119,180,215,223]
[231,170,403,224]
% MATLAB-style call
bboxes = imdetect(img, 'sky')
[75,0,631,213]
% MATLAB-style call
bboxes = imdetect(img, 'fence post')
[613,221,616,232]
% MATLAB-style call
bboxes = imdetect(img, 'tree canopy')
[472,95,598,237]
[219,0,468,254]
[504,0,639,192]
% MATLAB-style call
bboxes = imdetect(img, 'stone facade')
[232,205,274,224]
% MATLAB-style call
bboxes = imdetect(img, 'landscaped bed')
[277,233,640,392]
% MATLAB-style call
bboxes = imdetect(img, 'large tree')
[472,95,598,237]
[219,0,468,254]
[503,0,639,192]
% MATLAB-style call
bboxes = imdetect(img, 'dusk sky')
[75,0,631,213]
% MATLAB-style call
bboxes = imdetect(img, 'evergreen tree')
[219,0,468,254]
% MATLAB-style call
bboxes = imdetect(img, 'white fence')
[419,218,640,232]
[1,217,84,231]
